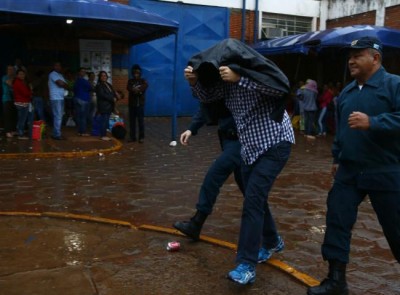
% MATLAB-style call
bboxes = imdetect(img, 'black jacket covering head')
[189,38,290,122]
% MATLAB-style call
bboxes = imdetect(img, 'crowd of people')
[291,78,343,140]
[1,60,148,142]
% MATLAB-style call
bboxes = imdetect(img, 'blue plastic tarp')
[253,25,400,56]
[0,0,179,44]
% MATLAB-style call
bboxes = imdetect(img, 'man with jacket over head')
[185,38,294,285]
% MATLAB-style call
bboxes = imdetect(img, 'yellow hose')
[0,211,319,287]
[0,138,122,159]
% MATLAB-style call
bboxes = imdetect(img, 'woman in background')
[299,79,318,139]
[95,71,117,141]
[317,83,334,136]
[13,69,33,140]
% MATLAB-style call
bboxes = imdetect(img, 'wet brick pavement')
[0,116,399,295]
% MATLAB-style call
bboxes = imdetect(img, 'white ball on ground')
[169,140,177,147]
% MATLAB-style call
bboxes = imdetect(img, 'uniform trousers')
[322,179,400,263]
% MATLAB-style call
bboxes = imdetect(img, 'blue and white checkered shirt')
[192,77,295,165]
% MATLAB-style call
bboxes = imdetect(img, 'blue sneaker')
[227,263,256,285]
[258,235,284,263]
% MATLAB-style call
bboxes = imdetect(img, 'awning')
[0,0,179,44]
[253,25,400,56]
[252,33,313,55]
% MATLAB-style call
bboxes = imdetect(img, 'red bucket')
[32,120,44,141]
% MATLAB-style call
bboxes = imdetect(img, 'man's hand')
[184,66,198,86]
[348,111,370,130]
[180,130,192,145]
[219,66,240,83]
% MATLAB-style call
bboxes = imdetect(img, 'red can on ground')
[166,241,180,251]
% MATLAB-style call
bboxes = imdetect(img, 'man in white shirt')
[48,62,68,140]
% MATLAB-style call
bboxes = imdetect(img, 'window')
[261,12,312,38]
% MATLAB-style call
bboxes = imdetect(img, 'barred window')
[261,12,312,38]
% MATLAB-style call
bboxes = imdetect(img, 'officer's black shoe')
[307,260,348,295]
[173,211,207,241]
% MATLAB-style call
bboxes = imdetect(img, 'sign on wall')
[79,39,112,81]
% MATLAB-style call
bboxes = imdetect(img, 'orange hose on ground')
[0,211,319,287]
[0,138,122,159]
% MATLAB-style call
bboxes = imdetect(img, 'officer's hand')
[348,111,370,130]
[180,130,192,145]
[184,66,198,86]
[219,66,240,83]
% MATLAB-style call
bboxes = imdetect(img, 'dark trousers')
[322,180,400,263]
[15,105,33,137]
[129,105,144,141]
[98,113,110,137]
[304,110,316,136]
[2,101,17,133]
[75,98,90,134]
[236,141,292,266]
[196,138,244,215]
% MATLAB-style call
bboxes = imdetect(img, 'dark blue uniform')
[323,66,400,263]
[188,101,244,215]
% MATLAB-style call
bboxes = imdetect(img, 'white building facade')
[158,0,400,38]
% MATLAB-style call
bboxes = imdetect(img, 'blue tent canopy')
[0,0,179,44]
[253,25,400,56]
[0,0,180,141]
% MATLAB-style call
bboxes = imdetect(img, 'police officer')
[173,100,244,240]
[308,36,400,295]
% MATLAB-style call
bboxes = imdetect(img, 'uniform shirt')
[192,76,295,165]
[189,102,237,137]
[333,66,400,191]
[48,71,66,101]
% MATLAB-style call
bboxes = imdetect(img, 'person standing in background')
[31,70,47,121]
[299,79,318,139]
[63,69,76,127]
[74,67,92,136]
[48,62,68,140]
[317,83,334,137]
[2,65,17,138]
[88,72,97,121]
[95,71,117,141]
[13,69,33,140]
[126,64,148,143]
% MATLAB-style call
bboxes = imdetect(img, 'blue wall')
[0,2,229,118]
[129,0,229,116]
